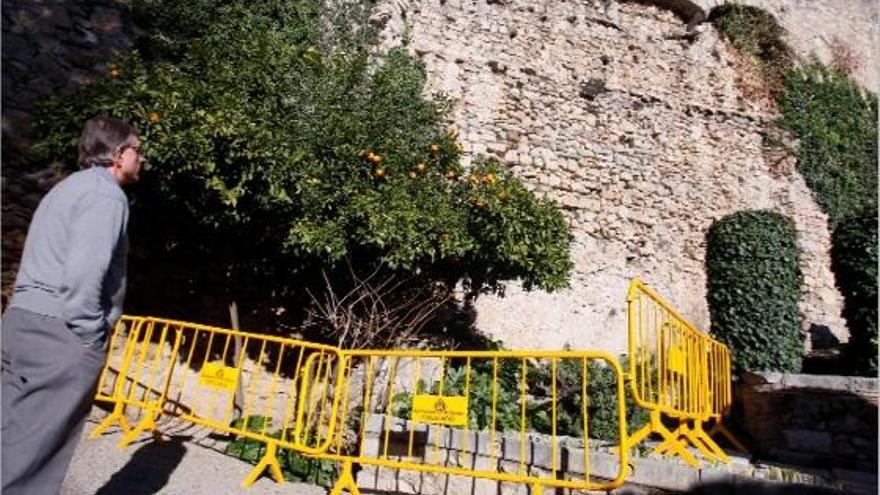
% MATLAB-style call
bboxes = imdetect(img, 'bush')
[831,205,878,376]
[709,4,793,95]
[33,0,573,330]
[707,211,803,373]
[777,63,878,228]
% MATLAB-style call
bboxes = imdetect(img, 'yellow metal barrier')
[93,319,631,492]
[295,349,631,495]
[89,316,346,485]
[625,279,745,466]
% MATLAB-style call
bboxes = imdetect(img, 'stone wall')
[373,0,850,355]
[740,371,879,472]
[356,413,866,494]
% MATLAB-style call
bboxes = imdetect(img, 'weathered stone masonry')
[374,0,850,354]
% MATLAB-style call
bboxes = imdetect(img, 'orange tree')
[34,0,572,336]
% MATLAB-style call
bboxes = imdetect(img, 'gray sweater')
[10,166,129,345]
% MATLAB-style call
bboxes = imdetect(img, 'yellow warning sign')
[199,361,239,391]
[412,394,468,426]
[668,346,686,374]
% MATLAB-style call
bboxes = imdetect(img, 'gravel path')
[60,406,327,495]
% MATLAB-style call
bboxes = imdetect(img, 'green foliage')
[707,211,803,373]
[831,205,878,376]
[33,0,572,319]
[392,354,646,443]
[709,4,792,94]
[777,63,878,228]
[226,415,338,486]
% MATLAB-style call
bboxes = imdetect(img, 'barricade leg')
[329,460,360,495]
[118,410,162,448]
[628,411,699,467]
[691,421,729,462]
[242,441,285,487]
[90,402,133,438]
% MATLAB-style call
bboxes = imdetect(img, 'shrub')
[777,63,878,228]
[831,205,878,376]
[392,353,647,443]
[707,211,803,373]
[709,4,793,95]
[33,0,573,331]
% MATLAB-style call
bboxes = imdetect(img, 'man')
[2,116,143,494]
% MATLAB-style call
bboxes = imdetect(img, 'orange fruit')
[109,67,120,78]
[374,167,385,178]
[416,162,427,172]
[149,112,161,123]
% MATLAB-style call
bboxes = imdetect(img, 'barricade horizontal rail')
[295,348,631,494]
[90,315,345,477]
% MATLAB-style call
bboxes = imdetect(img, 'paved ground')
[61,406,326,495]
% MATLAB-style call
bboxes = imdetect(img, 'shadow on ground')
[94,436,189,495]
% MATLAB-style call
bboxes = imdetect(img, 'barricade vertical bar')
[519,358,527,476]
[260,342,287,438]
[490,357,499,459]
[582,357,590,483]
[406,356,421,458]
[382,356,400,459]
[551,357,558,477]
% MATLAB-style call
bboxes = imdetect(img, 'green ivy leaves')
[707,211,803,373]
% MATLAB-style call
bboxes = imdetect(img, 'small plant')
[225,415,339,486]
[709,4,793,95]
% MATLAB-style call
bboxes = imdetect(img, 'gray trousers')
[1,307,107,495]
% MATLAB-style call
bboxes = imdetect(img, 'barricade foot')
[329,460,360,495]
[118,414,158,449]
[242,442,285,487]
[90,408,133,438]
[656,421,699,467]
[693,423,729,462]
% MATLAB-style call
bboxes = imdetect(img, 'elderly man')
[2,116,144,494]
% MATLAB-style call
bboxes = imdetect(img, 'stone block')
[627,455,700,491]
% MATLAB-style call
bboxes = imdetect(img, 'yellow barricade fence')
[624,279,746,467]
[92,318,632,492]
[90,316,346,485]
[294,349,631,495]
